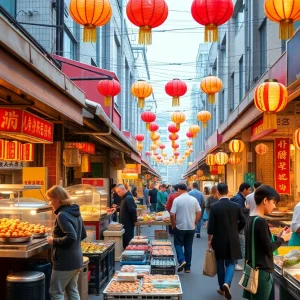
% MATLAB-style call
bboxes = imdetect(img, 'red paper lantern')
[255,143,269,155]
[172,143,179,150]
[146,151,151,156]
[165,79,188,107]
[159,144,166,150]
[169,134,179,141]
[174,152,180,157]
[141,111,156,130]
[191,0,234,42]
[135,134,145,142]
[186,132,193,138]
[97,79,121,107]
[149,122,159,132]
[210,165,219,175]
[126,0,168,45]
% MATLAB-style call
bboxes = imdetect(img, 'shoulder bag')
[239,216,259,294]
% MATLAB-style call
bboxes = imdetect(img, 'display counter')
[135,221,171,236]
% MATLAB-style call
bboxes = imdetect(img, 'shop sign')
[244,173,256,189]
[274,138,291,195]
[65,142,95,155]
[121,173,139,180]
[287,28,300,87]
[0,108,54,143]
[250,118,276,142]
[82,178,104,187]
[0,161,28,169]
[122,164,141,174]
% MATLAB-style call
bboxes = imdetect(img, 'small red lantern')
[169,134,179,141]
[165,79,188,107]
[149,122,159,132]
[97,79,121,107]
[146,151,151,156]
[126,0,168,45]
[186,132,193,139]
[168,123,180,139]
[145,174,151,180]
[172,143,179,150]
[159,144,166,151]
[174,152,180,157]
[141,111,156,130]
[191,0,234,42]
[255,143,269,155]
[135,134,145,142]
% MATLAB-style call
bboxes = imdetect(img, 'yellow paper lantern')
[206,154,216,171]
[131,80,153,108]
[200,76,223,104]
[215,151,228,174]
[150,132,160,141]
[186,140,193,147]
[293,128,300,150]
[189,125,201,138]
[229,139,245,154]
[197,110,212,128]
[290,144,296,156]
[171,111,186,130]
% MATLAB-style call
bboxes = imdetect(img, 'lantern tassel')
[172,97,180,107]
[263,112,277,130]
[176,123,180,130]
[146,123,150,130]
[218,166,224,174]
[138,98,145,108]
[193,133,197,138]
[204,24,218,43]
[202,122,207,128]
[83,25,97,43]
[139,26,152,45]
[208,94,216,104]
[104,96,112,107]
[279,20,294,40]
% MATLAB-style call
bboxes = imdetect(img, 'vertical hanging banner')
[274,138,290,194]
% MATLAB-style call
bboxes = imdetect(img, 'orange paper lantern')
[69,0,112,43]
[131,80,153,108]
[215,151,228,174]
[171,111,186,130]
[186,140,193,147]
[200,76,223,104]
[255,143,269,155]
[197,111,212,128]
[150,132,160,141]
[290,144,296,156]
[150,144,158,151]
[189,125,200,138]
[264,0,300,40]
[206,154,216,170]
[228,153,242,169]
[145,174,151,180]
[228,139,245,154]
[197,169,204,177]
[254,79,288,130]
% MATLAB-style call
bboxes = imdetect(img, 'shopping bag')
[238,263,259,294]
[203,249,217,277]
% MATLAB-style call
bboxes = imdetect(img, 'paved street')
[88,226,247,300]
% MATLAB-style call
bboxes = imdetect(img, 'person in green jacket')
[157,184,168,212]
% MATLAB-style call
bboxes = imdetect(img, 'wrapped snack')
[116,272,137,282]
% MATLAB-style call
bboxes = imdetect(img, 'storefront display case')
[66,184,110,239]
[0,184,52,258]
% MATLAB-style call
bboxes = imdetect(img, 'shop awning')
[0,15,85,125]
[141,158,160,178]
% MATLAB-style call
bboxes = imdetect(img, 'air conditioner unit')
[63,148,81,167]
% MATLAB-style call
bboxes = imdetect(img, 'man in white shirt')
[171,183,201,273]
[246,182,262,214]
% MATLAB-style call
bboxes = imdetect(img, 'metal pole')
[56,0,64,55]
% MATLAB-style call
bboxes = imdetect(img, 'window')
[63,26,76,59]
[0,0,16,16]
[235,2,244,35]
[259,19,267,76]
[230,72,234,111]
[112,34,121,80]
[239,56,244,102]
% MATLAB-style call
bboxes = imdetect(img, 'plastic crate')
[151,258,176,275]
[120,256,147,266]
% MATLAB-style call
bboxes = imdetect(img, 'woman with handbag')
[242,185,291,299]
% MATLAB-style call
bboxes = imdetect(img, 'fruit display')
[152,249,174,256]
[137,213,170,222]
[130,238,149,245]
[152,240,172,246]
[151,258,176,267]
[126,245,149,251]
[140,283,180,294]
[0,218,47,238]
[105,280,140,293]
[81,242,108,253]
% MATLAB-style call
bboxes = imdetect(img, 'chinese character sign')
[0,108,22,132]
[274,138,291,194]
[65,142,95,155]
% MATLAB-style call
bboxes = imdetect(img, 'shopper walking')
[205,185,218,218]
[246,182,262,214]
[148,183,158,213]
[157,184,168,212]
[230,182,251,271]
[207,183,246,299]
[171,183,201,273]
[46,185,87,300]
[116,184,138,249]
[143,185,149,207]
[243,185,291,299]
[166,184,180,235]
[188,182,205,238]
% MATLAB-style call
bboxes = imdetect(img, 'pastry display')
[152,249,174,256]
[80,205,100,214]
[152,240,172,246]
[141,283,180,294]
[130,238,149,245]
[81,242,107,253]
[126,245,149,251]
[143,275,178,283]
[105,280,140,293]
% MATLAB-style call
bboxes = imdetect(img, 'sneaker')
[235,264,243,271]
[223,283,232,300]
[217,288,225,296]
[177,261,186,272]
[196,233,200,238]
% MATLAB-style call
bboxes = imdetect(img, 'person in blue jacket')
[46,185,87,300]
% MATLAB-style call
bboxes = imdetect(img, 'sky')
[127,0,205,142]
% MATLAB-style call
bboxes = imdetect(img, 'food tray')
[103,278,141,295]
[130,239,149,245]
[140,277,182,296]
[33,233,48,238]
[152,240,172,246]
[283,269,300,288]
[121,254,146,262]
[0,236,33,243]
[120,256,147,266]
[152,250,174,257]
[126,245,149,251]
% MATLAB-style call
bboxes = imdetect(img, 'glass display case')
[65,184,109,221]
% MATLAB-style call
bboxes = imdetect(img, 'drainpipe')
[132,46,150,80]
[56,0,64,55]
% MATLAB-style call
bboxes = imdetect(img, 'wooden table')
[135,221,171,236]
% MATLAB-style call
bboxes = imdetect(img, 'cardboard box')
[155,230,168,239]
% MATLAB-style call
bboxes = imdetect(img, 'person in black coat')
[207,183,246,300]
[46,185,87,300]
[116,184,137,249]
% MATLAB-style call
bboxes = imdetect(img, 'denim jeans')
[216,260,235,289]
[50,269,81,300]
[173,227,195,270]
[150,203,157,213]
[195,218,204,234]
[236,233,246,265]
